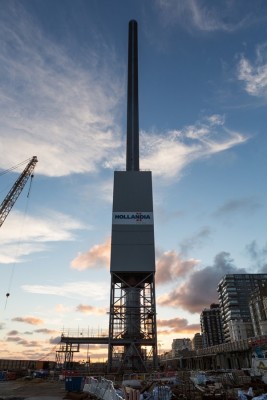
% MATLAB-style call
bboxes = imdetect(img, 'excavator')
[0,156,38,228]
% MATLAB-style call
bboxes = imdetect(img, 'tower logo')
[113,212,153,224]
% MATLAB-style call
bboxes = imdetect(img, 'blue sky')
[1,0,267,362]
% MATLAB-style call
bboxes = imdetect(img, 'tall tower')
[107,20,157,373]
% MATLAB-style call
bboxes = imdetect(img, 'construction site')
[2,18,267,400]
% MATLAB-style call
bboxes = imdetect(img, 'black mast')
[126,20,139,171]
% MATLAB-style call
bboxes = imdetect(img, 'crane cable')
[4,174,35,310]
[0,158,32,177]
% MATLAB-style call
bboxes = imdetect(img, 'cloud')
[0,210,87,263]
[34,328,59,334]
[179,227,212,255]
[55,304,72,314]
[12,316,44,325]
[7,336,23,342]
[76,304,107,315]
[139,117,247,180]
[158,251,247,313]
[22,281,108,302]
[71,238,111,271]
[245,240,267,271]
[157,317,200,334]
[0,2,123,177]
[238,43,267,97]
[7,330,19,336]
[156,250,199,284]
[17,340,39,347]
[156,0,263,32]
[214,197,261,217]
[0,3,249,183]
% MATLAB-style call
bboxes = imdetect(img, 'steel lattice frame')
[108,272,157,373]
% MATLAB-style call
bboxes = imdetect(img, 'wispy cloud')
[22,281,108,302]
[179,227,212,255]
[0,210,88,263]
[214,197,261,217]
[12,316,43,325]
[238,43,267,97]
[0,3,249,182]
[105,115,248,181]
[142,117,247,180]
[156,0,265,32]
[0,3,123,177]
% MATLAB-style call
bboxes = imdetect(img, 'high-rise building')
[192,333,203,350]
[217,274,267,342]
[200,304,224,347]
[249,282,267,336]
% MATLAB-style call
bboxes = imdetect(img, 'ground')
[0,378,89,399]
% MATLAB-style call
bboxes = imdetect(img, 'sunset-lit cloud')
[55,304,73,314]
[158,252,247,313]
[76,304,107,315]
[12,317,44,326]
[71,238,111,271]
[157,317,200,334]
[156,250,199,284]
[34,328,59,335]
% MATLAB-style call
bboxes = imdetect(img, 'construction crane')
[0,156,38,228]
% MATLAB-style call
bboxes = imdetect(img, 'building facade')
[171,338,191,357]
[200,304,224,347]
[217,274,267,342]
[249,282,267,336]
[191,333,203,350]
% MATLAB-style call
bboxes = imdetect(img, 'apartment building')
[200,303,224,347]
[217,274,267,342]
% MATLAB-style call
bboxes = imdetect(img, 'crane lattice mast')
[0,156,38,227]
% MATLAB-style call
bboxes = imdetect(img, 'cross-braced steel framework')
[55,342,80,369]
[108,272,157,373]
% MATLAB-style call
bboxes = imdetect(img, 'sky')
[1,0,267,363]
